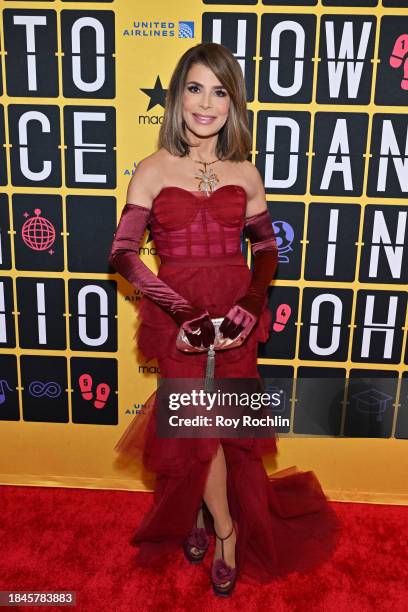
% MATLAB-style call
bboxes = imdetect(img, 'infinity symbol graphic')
[29,381,62,398]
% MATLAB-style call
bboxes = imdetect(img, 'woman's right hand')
[174,309,215,349]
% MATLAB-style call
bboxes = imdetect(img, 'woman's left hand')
[219,304,258,343]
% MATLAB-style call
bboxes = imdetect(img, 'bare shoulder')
[237,160,263,195]
[238,160,267,218]
[126,150,167,209]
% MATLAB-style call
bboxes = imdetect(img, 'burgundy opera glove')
[218,304,257,341]
[180,312,215,349]
[108,203,215,348]
[219,209,278,343]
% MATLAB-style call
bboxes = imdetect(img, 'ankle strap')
[214,522,234,542]
[214,522,235,562]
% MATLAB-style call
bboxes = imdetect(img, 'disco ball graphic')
[21,208,56,252]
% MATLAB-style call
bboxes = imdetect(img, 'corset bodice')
[149,184,247,258]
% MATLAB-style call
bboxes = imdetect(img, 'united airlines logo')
[179,21,194,38]
[123,20,195,38]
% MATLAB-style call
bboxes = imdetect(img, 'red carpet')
[1,485,407,611]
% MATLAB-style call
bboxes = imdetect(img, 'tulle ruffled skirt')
[114,261,341,582]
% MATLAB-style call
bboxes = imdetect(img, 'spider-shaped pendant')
[194,166,219,196]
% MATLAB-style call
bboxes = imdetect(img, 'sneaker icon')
[79,373,93,400]
[273,303,291,333]
[94,383,111,410]
[389,34,408,91]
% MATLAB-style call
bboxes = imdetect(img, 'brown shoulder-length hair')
[158,42,251,162]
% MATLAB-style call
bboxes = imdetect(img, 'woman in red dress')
[109,42,340,597]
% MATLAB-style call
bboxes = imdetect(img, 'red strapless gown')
[114,185,340,583]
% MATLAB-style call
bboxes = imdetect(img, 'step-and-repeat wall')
[1,0,407,503]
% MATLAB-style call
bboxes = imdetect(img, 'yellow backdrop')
[1,0,407,505]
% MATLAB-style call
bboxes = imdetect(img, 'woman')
[109,42,340,597]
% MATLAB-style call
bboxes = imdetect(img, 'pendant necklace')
[189,153,220,196]
[188,152,219,374]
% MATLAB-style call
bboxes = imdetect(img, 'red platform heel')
[183,503,210,564]
[211,520,238,597]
